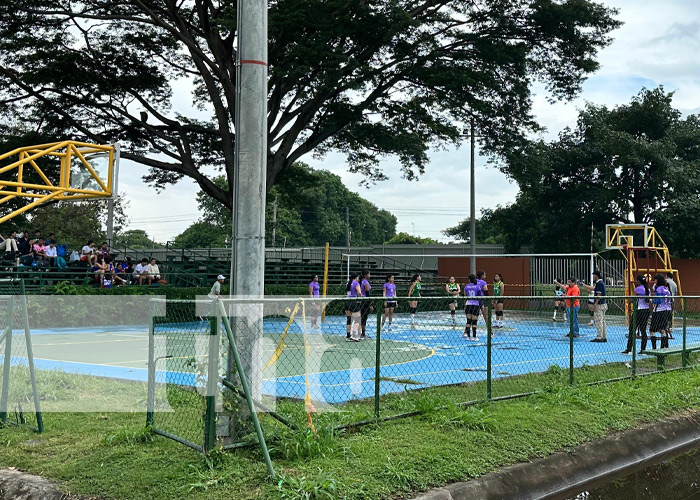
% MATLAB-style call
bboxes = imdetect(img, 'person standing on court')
[583,270,607,342]
[554,278,580,337]
[209,274,225,299]
[360,270,373,339]
[665,272,678,339]
[476,270,489,324]
[308,274,321,330]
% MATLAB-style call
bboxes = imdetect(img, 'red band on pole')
[241,60,268,66]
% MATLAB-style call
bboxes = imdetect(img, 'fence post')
[146,300,155,428]
[374,300,381,419]
[682,297,688,368]
[631,300,637,378]
[203,315,219,452]
[486,298,492,401]
[569,298,574,385]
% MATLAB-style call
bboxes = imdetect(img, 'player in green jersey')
[493,273,505,328]
[445,276,461,325]
[408,274,422,327]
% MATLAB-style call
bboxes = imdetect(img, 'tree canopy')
[0,0,620,214]
[175,162,397,247]
[384,232,439,245]
[446,87,700,256]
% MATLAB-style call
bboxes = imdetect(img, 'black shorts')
[650,310,672,332]
[345,301,361,313]
[464,304,480,316]
[385,301,397,309]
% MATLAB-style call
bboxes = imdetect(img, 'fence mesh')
[146,293,700,452]
[0,280,42,432]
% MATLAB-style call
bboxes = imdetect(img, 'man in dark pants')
[583,270,607,342]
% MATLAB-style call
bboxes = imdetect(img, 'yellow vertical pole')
[321,242,330,321]
[17,153,24,195]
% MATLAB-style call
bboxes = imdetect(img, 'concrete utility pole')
[271,197,277,247]
[229,0,268,402]
[469,118,476,275]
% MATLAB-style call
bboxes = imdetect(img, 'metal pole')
[229,0,268,433]
[106,198,114,246]
[345,206,350,250]
[469,118,476,275]
[271,197,277,247]
[321,242,329,321]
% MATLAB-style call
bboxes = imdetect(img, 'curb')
[410,411,700,500]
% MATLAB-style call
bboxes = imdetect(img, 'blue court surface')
[14,311,700,405]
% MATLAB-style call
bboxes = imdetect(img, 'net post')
[569,298,574,386]
[682,297,688,368]
[486,298,492,401]
[374,299,381,419]
[203,315,219,452]
[217,300,275,479]
[17,280,42,432]
[146,300,156,428]
[0,295,13,424]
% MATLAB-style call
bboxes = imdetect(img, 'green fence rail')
[146,293,700,454]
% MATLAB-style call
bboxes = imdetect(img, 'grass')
[0,363,700,499]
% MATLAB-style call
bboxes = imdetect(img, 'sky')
[117,0,700,244]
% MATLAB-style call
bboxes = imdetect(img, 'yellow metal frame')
[0,141,115,225]
[605,224,682,321]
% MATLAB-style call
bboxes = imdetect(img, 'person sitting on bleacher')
[134,258,149,285]
[146,258,162,285]
[45,240,58,267]
[100,242,111,260]
[0,230,19,258]
[81,240,97,266]
[17,231,32,264]
[33,237,49,267]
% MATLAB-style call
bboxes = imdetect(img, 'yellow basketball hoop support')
[0,141,117,225]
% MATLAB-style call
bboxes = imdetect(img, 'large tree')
[0,0,620,213]
[447,88,700,255]
[178,162,397,247]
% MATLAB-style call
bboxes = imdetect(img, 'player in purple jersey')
[344,271,362,342]
[650,275,672,349]
[463,274,481,340]
[623,275,651,354]
[476,270,489,326]
[308,274,321,329]
[360,270,373,339]
[382,274,397,331]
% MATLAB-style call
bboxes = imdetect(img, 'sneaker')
[590,338,601,343]
[387,325,392,331]
[552,317,557,322]
[473,337,479,342]
[462,333,469,339]
[345,337,354,342]
[621,350,631,355]
[587,321,594,326]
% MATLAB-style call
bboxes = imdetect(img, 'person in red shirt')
[554,277,580,337]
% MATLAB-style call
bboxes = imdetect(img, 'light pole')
[469,119,476,275]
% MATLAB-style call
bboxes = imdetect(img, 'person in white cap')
[209,275,226,299]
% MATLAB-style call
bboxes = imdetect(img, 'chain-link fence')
[0,279,43,432]
[146,294,700,452]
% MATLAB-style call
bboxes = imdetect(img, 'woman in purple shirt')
[463,274,481,341]
[382,274,397,332]
[623,275,650,354]
[650,275,672,349]
[308,274,321,329]
[344,271,363,342]
[359,270,373,340]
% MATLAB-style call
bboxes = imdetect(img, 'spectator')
[665,272,678,339]
[122,257,134,274]
[102,272,114,289]
[30,229,40,246]
[33,237,48,266]
[47,233,55,243]
[17,231,30,255]
[209,275,225,299]
[45,240,58,267]
[583,270,607,343]
[146,258,162,285]
[0,230,19,257]
[81,240,97,265]
[134,258,149,284]
[93,254,109,284]
[99,242,110,259]
[106,257,126,286]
